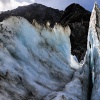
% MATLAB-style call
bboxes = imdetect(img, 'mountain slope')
[0,3,63,26]
[60,3,90,24]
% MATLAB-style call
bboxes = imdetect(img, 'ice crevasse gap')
[0,2,100,100]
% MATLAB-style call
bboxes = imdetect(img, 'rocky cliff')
[60,3,91,61]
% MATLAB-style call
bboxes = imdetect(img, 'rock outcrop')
[60,3,91,61]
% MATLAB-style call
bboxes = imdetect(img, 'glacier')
[87,3,100,100]
[0,16,81,100]
[0,2,100,100]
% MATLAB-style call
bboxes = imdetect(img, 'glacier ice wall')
[87,3,100,100]
[0,16,81,100]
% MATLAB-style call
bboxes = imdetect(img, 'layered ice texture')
[0,16,81,100]
[0,3,100,100]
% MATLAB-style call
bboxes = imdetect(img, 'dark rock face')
[60,3,91,61]
[0,3,91,61]
[0,3,63,26]
[60,3,90,24]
